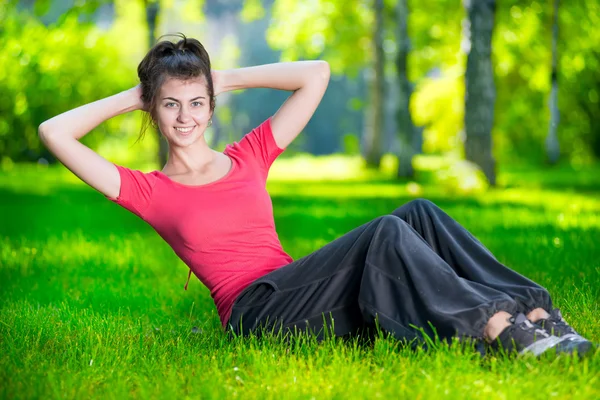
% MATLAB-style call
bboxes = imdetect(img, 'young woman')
[39,34,594,357]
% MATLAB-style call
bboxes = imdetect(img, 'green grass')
[1,160,599,399]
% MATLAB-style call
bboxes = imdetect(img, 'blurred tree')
[240,0,366,156]
[545,0,560,164]
[491,1,553,164]
[265,0,419,167]
[395,0,420,178]
[142,0,168,166]
[19,0,109,22]
[556,0,600,162]
[267,0,373,76]
[7,0,600,168]
[404,0,463,157]
[0,2,133,162]
[361,0,386,167]
[463,0,496,185]
[491,0,598,166]
[267,0,387,164]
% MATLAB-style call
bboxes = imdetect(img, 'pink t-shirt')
[107,118,293,327]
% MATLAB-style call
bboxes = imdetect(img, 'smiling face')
[154,76,213,146]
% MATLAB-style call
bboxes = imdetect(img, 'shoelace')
[548,309,577,334]
[513,316,550,338]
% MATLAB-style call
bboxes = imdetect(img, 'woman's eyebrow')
[162,96,206,102]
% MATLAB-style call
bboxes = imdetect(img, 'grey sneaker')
[536,308,578,337]
[491,313,593,357]
[536,308,596,355]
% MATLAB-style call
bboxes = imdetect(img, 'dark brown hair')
[136,33,215,141]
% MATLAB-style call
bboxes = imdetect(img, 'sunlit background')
[2,0,599,187]
[2,2,600,398]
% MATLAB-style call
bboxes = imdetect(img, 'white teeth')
[175,126,194,133]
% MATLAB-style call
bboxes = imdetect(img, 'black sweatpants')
[227,199,553,342]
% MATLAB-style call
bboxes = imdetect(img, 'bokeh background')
[2,0,599,185]
[2,2,600,398]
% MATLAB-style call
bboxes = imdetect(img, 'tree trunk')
[362,0,385,168]
[545,0,560,164]
[463,0,497,185]
[144,0,168,167]
[395,0,419,179]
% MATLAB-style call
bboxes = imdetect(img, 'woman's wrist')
[121,85,145,112]
[214,62,329,95]
[40,89,142,141]
[213,69,240,96]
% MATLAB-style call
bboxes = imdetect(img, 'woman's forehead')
[160,77,208,97]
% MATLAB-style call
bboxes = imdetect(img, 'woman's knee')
[378,214,404,229]
[374,215,412,240]
[392,198,437,218]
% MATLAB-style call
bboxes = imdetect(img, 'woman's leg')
[390,199,553,315]
[358,216,519,341]
[229,215,519,343]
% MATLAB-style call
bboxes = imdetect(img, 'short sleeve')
[239,117,285,172]
[106,164,156,219]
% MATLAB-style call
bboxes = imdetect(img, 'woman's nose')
[177,107,192,123]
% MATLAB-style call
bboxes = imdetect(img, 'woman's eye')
[192,101,203,107]
[165,102,177,108]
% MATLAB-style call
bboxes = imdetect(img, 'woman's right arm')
[38,86,144,199]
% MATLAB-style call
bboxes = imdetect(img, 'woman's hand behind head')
[211,70,222,97]
[128,84,147,112]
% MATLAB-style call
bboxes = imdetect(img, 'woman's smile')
[175,125,196,135]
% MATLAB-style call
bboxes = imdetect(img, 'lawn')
[1,160,599,399]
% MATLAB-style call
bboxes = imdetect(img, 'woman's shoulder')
[107,164,161,218]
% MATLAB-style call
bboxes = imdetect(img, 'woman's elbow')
[38,121,58,144]
[317,60,330,82]
[38,122,49,142]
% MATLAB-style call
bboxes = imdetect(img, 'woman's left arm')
[214,61,330,149]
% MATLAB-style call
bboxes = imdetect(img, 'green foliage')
[240,0,265,23]
[266,0,600,164]
[342,133,361,155]
[268,0,374,77]
[1,163,600,398]
[0,4,133,162]
[412,70,464,153]
[32,0,109,19]
[555,0,600,161]
[2,0,600,166]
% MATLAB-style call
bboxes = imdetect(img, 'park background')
[1,0,599,399]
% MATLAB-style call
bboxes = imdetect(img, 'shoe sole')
[521,334,595,357]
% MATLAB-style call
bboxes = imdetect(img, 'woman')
[39,34,593,357]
